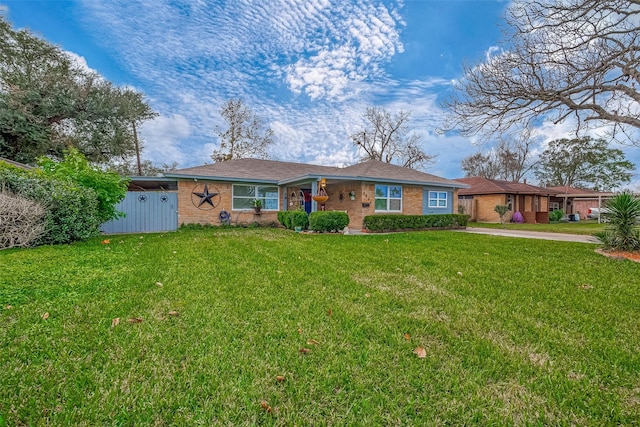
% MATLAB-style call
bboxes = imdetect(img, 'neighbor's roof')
[456,177,556,196]
[166,158,467,188]
[545,186,615,197]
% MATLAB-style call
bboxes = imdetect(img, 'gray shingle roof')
[167,158,466,188]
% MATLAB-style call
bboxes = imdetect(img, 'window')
[375,184,402,212]
[428,191,448,208]
[506,194,513,211]
[549,202,560,211]
[232,185,279,210]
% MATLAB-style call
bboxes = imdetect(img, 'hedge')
[309,211,349,232]
[277,210,309,230]
[363,214,470,232]
[0,162,102,245]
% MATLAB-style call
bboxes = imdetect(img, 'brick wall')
[475,194,510,223]
[178,180,280,226]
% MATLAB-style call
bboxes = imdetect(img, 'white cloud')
[138,114,191,166]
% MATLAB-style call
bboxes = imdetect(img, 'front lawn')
[1,229,639,425]
[469,220,606,235]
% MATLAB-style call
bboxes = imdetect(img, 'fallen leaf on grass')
[403,333,411,340]
[365,293,370,298]
[155,282,163,287]
[112,317,120,327]
[276,375,285,382]
[101,239,110,245]
[127,317,143,323]
[457,271,463,276]
[307,339,320,345]
[413,346,427,359]
[5,305,12,310]
[260,400,273,413]
[327,308,333,316]
[168,311,179,316]
[579,284,593,290]
[297,328,302,334]
[42,312,50,320]
[299,348,311,354]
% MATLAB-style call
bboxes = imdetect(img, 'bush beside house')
[277,210,309,230]
[309,211,349,232]
[363,214,469,232]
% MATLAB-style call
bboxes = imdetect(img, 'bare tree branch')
[351,107,436,170]
[441,0,640,144]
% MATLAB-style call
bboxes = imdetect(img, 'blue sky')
[2,0,638,185]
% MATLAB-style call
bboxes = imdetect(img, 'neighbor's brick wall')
[475,194,511,223]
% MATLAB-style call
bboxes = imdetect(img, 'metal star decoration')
[192,184,219,207]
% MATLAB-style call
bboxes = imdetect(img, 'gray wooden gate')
[100,191,178,234]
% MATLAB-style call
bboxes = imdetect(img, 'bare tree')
[461,130,536,181]
[350,107,436,170]
[211,99,273,162]
[442,0,640,143]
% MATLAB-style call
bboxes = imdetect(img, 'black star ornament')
[192,184,219,207]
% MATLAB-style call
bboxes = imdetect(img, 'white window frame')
[232,184,279,211]
[374,184,402,212]
[428,191,448,208]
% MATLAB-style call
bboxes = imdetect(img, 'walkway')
[458,227,599,243]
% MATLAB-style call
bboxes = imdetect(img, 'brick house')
[545,186,614,219]
[455,177,556,223]
[164,158,467,230]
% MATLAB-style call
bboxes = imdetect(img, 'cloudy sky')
[2,0,639,184]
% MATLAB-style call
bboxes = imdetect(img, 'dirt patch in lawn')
[595,248,640,263]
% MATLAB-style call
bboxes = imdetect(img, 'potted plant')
[252,199,262,214]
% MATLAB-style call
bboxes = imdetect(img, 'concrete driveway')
[458,227,600,244]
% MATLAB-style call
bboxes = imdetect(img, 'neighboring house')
[161,158,468,231]
[455,177,556,223]
[545,186,615,218]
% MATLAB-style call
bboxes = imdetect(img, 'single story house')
[545,186,615,218]
[161,158,468,231]
[455,177,556,223]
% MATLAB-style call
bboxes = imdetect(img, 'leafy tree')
[108,159,178,177]
[494,204,510,225]
[38,148,129,223]
[0,17,156,164]
[350,107,436,170]
[534,137,634,190]
[595,191,640,251]
[211,99,273,162]
[442,0,640,143]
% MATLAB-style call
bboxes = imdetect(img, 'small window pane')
[233,198,254,210]
[429,200,437,207]
[438,200,446,207]
[233,185,255,197]
[429,191,437,199]
[390,186,402,198]
[389,199,401,211]
[375,199,387,210]
[439,192,447,199]
[375,185,388,197]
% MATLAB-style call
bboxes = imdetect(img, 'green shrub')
[0,162,101,245]
[38,148,129,223]
[309,211,349,232]
[277,210,309,230]
[595,191,640,251]
[363,214,469,232]
[549,209,564,222]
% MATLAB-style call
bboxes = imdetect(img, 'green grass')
[1,228,639,425]
[469,220,606,235]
